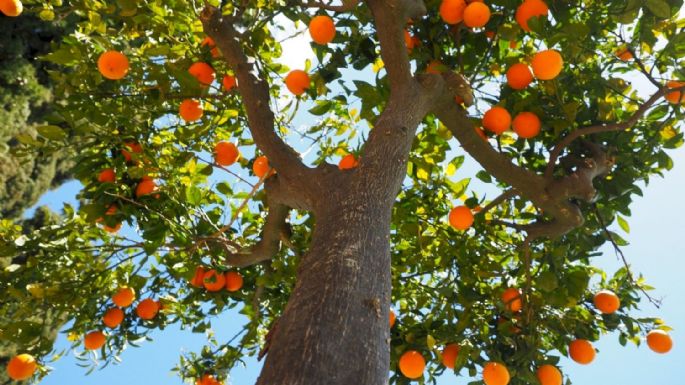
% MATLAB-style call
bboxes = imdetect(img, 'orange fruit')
[309,15,336,45]
[179,99,203,122]
[616,47,633,61]
[483,362,510,385]
[136,298,160,320]
[482,106,511,135]
[463,2,490,28]
[253,155,273,178]
[593,289,620,314]
[515,0,549,32]
[569,339,595,364]
[285,70,310,96]
[389,309,396,328]
[136,177,156,197]
[440,0,467,24]
[103,223,122,233]
[536,365,562,385]
[203,269,226,292]
[188,62,215,86]
[112,287,135,307]
[196,374,222,385]
[121,142,143,163]
[225,271,244,292]
[84,331,106,350]
[398,350,425,379]
[201,37,220,58]
[222,75,237,91]
[665,81,685,104]
[97,51,129,80]
[6,354,37,381]
[449,206,474,230]
[485,30,496,39]
[506,63,533,90]
[404,30,416,51]
[103,307,125,328]
[646,330,673,354]
[98,168,116,183]
[501,287,522,312]
[442,343,460,369]
[214,141,240,166]
[512,112,541,139]
[190,266,207,288]
[531,50,563,80]
[338,154,359,170]
[426,60,446,74]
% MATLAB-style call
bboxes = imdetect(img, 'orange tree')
[1,0,683,384]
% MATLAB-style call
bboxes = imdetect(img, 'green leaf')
[616,215,630,234]
[36,125,67,140]
[645,0,671,18]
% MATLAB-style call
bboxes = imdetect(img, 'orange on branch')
[665,81,685,104]
[136,298,160,320]
[179,99,203,122]
[190,266,207,288]
[501,287,522,312]
[225,271,244,292]
[196,374,222,385]
[646,330,673,354]
[121,142,142,163]
[531,50,563,80]
[398,350,425,379]
[214,141,240,166]
[309,15,336,45]
[112,287,135,307]
[569,339,595,364]
[188,62,216,86]
[483,362,510,385]
[442,343,460,369]
[6,354,36,381]
[285,70,310,96]
[440,0,467,25]
[136,178,156,197]
[449,206,474,230]
[536,365,562,385]
[338,154,359,170]
[389,309,396,328]
[97,51,129,80]
[253,155,273,178]
[512,111,541,139]
[463,2,490,28]
[482,106,511,135]
[84,331,106,350]
[593,289,620,314]
[222,75,237,91]
[103,223,122,233]
[426,60,446,74]
[103,307,125,328]
[515,0,549,32]
[616,47,633,61]
[98,168,116,183]
[506,63,533,90]
[404,30,416,51]
[203,269,226,292]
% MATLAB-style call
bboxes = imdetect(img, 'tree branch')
[303,0,360,12]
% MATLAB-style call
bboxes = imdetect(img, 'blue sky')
[25,7,685,385]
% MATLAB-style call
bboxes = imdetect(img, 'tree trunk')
[255,182,396,385]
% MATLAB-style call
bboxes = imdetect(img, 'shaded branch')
[303,0,360,12]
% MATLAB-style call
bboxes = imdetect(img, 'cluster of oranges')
[190,267,244,293]
[213,141,275,179]
[0,0,22,16]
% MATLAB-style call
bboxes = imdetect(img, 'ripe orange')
[506,63,533,90]
[463,2,490,28]
[536,365,562,385]
[398,350,425,379]
[285,70,310,96]
[665,81,685,104]
[222,75,237,91]
[196,374,222,385]
[512,112,541,139]
[201,36,220,58]
[6,354,37,381]
[225,271,244,292]
[103,223,122,233]
[389,309,396,328]
[103,307,125,328]
[253,155,273,178]
[501,287,522,312]
[309,15,336,45]
[84,331,106,350]
[136,177,156,197]
[616,47,633,61]
[190,266,207,288]
[442,343,460,369]
[482,106,511,135]
[188,62,215,86]
[121,142,142,163]
[98,168,116,183]
[440,0,467,24]
[568,339,595,364]
[531,50,563,80]
[214,141,240,166]
[404,30,416,51]
[179,99,203,122]
[136,298,160,320]
[646,330,673,354]
[97,51,129,80]
[483,362,510,385]
[593,289,620,314]
[338,154,359,170]
[112,287,135,307]
[485,30,496,39]
[515,0,549,32]
[203,269,226,292]
[449,206,474,230]
[426,60,446,74]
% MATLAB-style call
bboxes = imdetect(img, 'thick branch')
[303,0,360,12]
